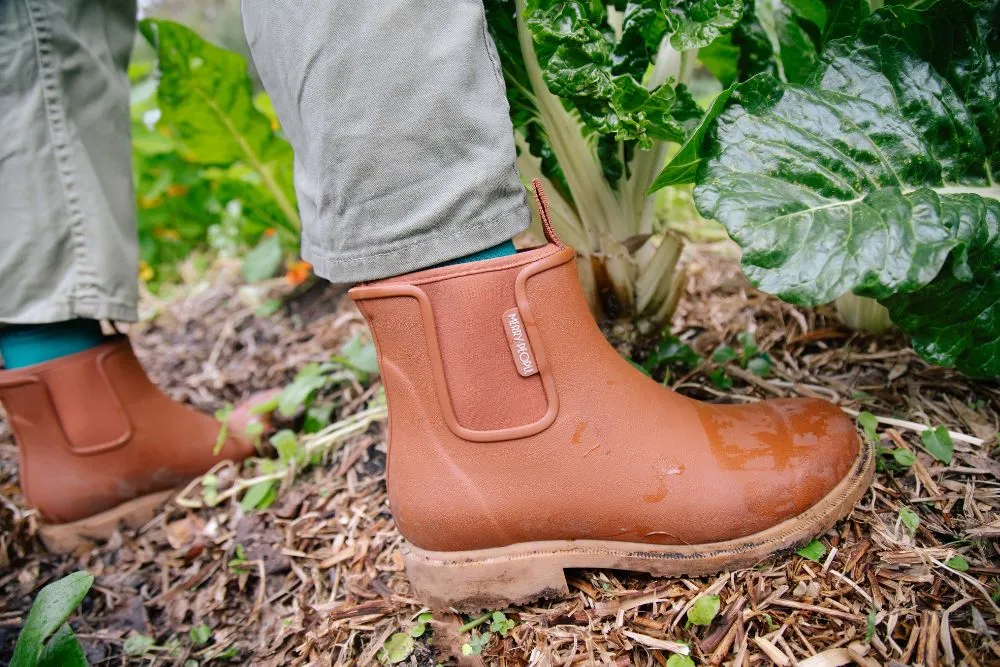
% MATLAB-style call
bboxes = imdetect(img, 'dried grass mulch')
[1,246,998,666]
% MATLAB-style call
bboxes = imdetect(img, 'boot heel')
[403,544,569,612]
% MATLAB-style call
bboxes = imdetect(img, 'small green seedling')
[796,539,826,562]
[240,479,277,511]
[228,544,249,572]
[378,632,414,664]
[711,332,773,384]
[189,624,212,646]
[461,630,492,656]
[335,332,380,380]
[920,426,954,464]
[945,555,970,572]
[865,610,877,641]
[489,611,516,637]
[709,367,733,390]
[667,656,695,667]
[899,507,920,535]
[409,612,433,638]
[642,335,701,381]
[10,572,94,667]
[857,412,878,442]
[686,594,721,626]
[213,405,233,455]
[123,633,156,657]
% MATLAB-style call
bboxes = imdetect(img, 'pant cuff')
[301,200,531,283]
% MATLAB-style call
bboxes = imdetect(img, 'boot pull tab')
[531,179,563,247]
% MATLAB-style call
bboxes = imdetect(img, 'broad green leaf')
[899,507,920,535]
[697,34,741,88]
[858,412,878,442]
[525,2,690,148]
[139,19,299,233]
[240,480,278,511]
[667,656,696,667]
[784,0,826,29]
[379,632,415,664]
[11,572,94,667]
[661,0,746,50]
[36,624,87,667]
[687,594,721,625]
[820,0,868,42]
[651,85,735,189]
[753,0,819,83]
[920,426,954,464]
[796,539,826,562]
[945,555,970,572]
[242,234,283,283]
[692,2,1000,376]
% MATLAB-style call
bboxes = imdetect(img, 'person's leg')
[0,0,139,326]
[241,0,529,282]
[0,0,262,552]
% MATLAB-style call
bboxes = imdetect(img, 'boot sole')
[404,440,874,611]
[38,489,175,553]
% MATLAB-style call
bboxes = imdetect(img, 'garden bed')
[1,246,998,665]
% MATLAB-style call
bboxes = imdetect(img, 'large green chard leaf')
[524,1,690,148]
[662,0,746,50]
[139,19,299,231]
[696,0,861,90]
[884,207,999,376]
[690,0,1000,376]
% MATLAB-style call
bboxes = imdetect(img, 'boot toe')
[696,396,861,537]
[746,397,860,526]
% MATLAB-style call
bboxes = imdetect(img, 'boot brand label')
[502,308,539,377]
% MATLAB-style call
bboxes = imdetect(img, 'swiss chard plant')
[486,0,724,326]
[133,19,301,290]
[651,0,999,377]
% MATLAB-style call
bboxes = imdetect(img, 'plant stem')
[835,293,892,334]
[458,613,493,633]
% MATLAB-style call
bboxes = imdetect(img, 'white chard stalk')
[834,293,893,335]
[513,0,686,326]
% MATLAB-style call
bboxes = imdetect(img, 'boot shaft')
[351,241,860,553]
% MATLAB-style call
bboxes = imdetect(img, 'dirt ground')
[1,247,998,666]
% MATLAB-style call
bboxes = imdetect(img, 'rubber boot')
[0,335,265,552]
[349,183,874,611]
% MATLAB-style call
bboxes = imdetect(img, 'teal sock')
[0,320,105,369]
[439,239,517,267]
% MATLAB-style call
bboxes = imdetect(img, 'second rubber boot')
[0,335,266,552]
[350,183,874,611]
